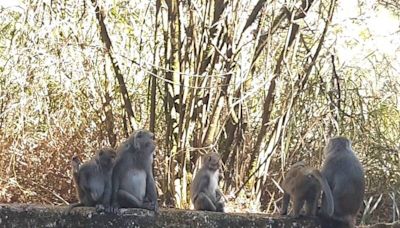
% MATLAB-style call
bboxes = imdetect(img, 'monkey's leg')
[118,190,143,208]
[305,190,320,216]
[194,192,217,211]
[280,193,290,215]
[305,197,318,216]
[101,176,113,213]
[292,198,305,217]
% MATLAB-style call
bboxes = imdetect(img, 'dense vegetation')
[0,0,399,225]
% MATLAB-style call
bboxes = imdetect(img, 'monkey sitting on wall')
[280,161,334,217]
[111,129,159,212]
[190,152,225,212]
[319,136,365,228]
[67,147,116,213]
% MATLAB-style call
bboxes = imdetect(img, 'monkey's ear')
[72,155,80,162]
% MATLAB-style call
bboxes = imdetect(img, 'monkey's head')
[291,161,306,170]
[129,129,156,155]
[203,152,221,171]
[97,147,116,169]
[325,136,352,154]
[71,155,81,164]
[71,155,81,170]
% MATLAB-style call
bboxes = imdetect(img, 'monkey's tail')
[318,214,354,228]
[312,170,334,216]
[66,202,85,214]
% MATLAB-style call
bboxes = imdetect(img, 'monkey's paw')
[108,206,121,214]
[216,203,225,212]
[95,204,105,213]
[103,206,114,213]
[280,210,288,216]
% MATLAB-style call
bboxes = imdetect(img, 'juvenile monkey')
[111,129,158,212]
[320,136,365,228]
[280,161,334,217]
[190,152,225,212]
[67,147,116,213]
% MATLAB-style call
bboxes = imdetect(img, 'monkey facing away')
[190,152,225,212]
[111,129,158,212]
[280,161,334,217]
[320,136,365,228]
[67,147,116,213]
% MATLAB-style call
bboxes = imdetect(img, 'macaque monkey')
[111,129,158,212]
[280,161,334,217]
[67,147,116,213]
[190,152,225,212]
[320,136,365,228]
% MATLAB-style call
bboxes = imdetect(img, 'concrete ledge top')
[0,204,322,228]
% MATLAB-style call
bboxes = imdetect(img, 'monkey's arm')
[215,189,225,212]
[110,162,122,208]
[215,189,224,201]
[102,172,113,209]
[145,171,159,212]
[280,192,290,215]
[194,172,210,198]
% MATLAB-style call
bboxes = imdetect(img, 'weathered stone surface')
[0,204,323,228]
[361,222,400,228]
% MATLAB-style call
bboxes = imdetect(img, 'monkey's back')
[78,162,106,202]
[283,167,321,199]
[322,149,365,217]
[190,168,203,200]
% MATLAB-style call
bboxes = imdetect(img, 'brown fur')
[281,161,334,217]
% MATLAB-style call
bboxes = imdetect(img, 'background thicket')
[0,0,399,225]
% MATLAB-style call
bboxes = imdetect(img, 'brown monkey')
[320,136,365,228]
[67,147,116,213]
[280,161,334,217]
[190,152,225,212]
[111,129,158,212]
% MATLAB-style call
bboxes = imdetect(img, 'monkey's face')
[204,153,220,171]
[71,155,81,170]
[133,129,156,154]
[98,148,116,169]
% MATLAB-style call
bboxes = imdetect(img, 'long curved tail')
[318,214,355,228]
[312,169,334,216]
[66,202,85,214]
